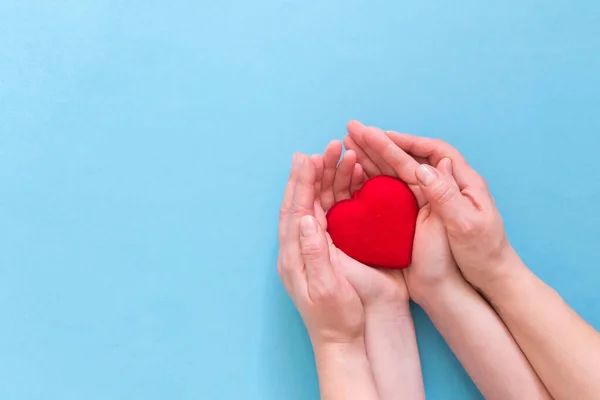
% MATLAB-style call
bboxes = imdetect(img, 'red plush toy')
[326,175,418,269]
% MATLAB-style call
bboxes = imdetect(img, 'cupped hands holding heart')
[278,120,600,400]
[306,124,468,307]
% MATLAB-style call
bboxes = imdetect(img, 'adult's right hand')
[348,121,600,400]
[345,121,515,292]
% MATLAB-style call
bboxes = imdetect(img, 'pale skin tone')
[351,120,600,400]
[278,153,378,400]
[311,141,425,400]
[342,121,551,400]
[278,150,426,400]
[280,121,600,399]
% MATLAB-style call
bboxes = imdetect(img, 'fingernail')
[444,158,453,174]
[300,215,317,236]
[292,153,298,167]
[416,164,437,185]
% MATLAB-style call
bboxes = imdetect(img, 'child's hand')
[314,141,426,400]
[311,140,410,307]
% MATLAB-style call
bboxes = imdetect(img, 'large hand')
[354,123,512,291]
[278,153,364,345]
[344,122,464,298]
[345,122,554,400]
[311,140,410,305]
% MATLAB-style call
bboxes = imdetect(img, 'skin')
[278,153,378,400]
[343,120,551,400]
[368,125,600,400]
[311,141,425,400]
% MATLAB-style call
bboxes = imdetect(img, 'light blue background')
[1,1,599,399]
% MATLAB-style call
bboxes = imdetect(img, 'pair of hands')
[278,120,512,345]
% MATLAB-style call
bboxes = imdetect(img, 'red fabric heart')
[326,176,418,269]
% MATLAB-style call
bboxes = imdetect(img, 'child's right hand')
[343,122,472,303]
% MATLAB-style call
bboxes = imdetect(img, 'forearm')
[417,278,550,400]
[364,301,425,400]
[313,339,380,400]
[479,249,600,400]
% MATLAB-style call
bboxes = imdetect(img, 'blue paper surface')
[1,1,599,399]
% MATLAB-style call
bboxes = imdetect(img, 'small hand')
[278,153,365,345]
[310,141,410,306]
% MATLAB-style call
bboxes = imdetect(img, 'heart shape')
[326,175,418,269]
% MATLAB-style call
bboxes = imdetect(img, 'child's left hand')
[311,141,410,307]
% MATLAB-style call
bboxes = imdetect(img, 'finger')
[311,154,327,228]
[300,215,336,302]
[347,121,395,176]
[311,154,324,206]
[321,140,342,211]
[363,127,420,185]
[437,157,453,177]
[279,153,301,244]
[344,121,382,178]
[332,150,357,202]
[281,154,316,297]
[386,132,486,191]
[415,163,472,228]
[287,154,316,244]
[359,126,398,176]
[314,199,328,230]
[350,163,365,194]
[343,134,381,178]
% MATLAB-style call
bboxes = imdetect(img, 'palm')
[333,247,410,304]
[310,142,410,304]
[403,204,458,291]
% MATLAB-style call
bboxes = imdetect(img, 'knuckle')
[430,180,457,204]
[290,200,310,216]
[455,215,484,237]
[301,239,325,261]
[309,281,336,302]
[279,207,290,221]
[382,140,396,159]
[280,251,296,274]
[474,175,488,190]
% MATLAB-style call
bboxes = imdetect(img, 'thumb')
[415,163,468,224]
[300,215,336,301]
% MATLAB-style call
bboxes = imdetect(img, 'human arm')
[478,249,600,400]
[414,276,550,400]
[368,124,600,399]
[314,340,380,400]
[278,153,379,400]
[312,142,425,400]
[344,121,551,399]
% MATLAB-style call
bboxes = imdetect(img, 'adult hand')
[348,122,600,400]
[345,120,513,291]
[344,122,553,400]
[311,140,410,306]
[278,153,364,345]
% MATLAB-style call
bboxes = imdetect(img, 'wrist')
[476,249,537,307]
[367,293,411,315]
[472,246,531,297]
[412,276,470,310]
[409,273,465,307]
[312,333,365,352]
[313,336,368,365]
